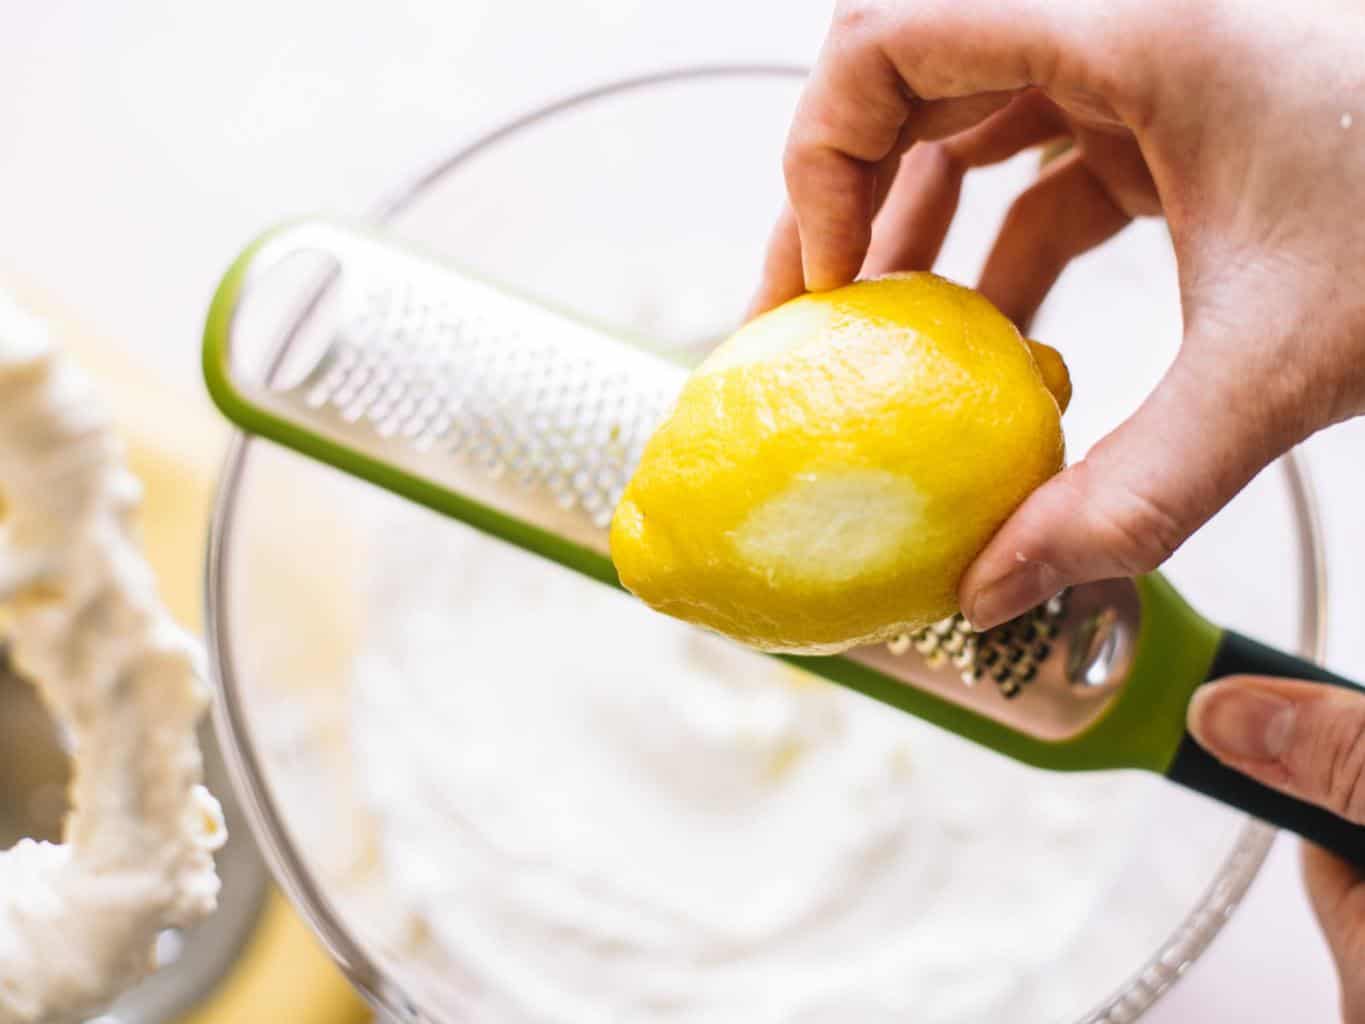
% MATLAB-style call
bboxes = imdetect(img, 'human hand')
[1190,677,1365,1022]
[755,0,1365,632]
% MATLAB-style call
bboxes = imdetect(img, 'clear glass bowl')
[207,67,1326,1023]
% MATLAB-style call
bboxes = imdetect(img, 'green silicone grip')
[780,574,1222,774]
[1168,631,1365,862]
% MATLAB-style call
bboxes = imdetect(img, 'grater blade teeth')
[233,225,687,559]
[895,592,1069,698]
[211,224,1139,742]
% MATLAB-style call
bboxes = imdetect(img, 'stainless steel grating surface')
[288,276,678,532]
[889,594,1067,697]
[240,227,1073,699]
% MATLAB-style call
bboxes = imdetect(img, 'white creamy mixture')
[338,525,1162,1023]
[0,293,224,1023]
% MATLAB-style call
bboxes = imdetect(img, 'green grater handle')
[1166,631,1365,863]
[1117,575,1365,861]
[197,222,1215,777]
[200,220,1342,795]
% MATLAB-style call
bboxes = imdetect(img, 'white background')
[2,2,1361,1020]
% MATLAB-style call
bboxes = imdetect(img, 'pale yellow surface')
[1,275,371,1024]
[611,273,1069,654]
[178,891,371,1024]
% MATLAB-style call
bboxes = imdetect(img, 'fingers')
[781,26,915,292]
[861,144,964,277]
[1187,677,1365,825]
[757,0,1141,311]
[750,101,1020,314]
[977,148,1132,330]
[903,91,1018,144]
[959,338,1294,630]
[946,88,1070,167]
[753,119,922,315]
[782,94,1015,292]
[1303,842,1365,945]
[749,206,807,317]
[753,116,919,315]
[1191,674,1365,1015]
[1303,842,1365,1018]
[781,0,1086,295]
[863,90,1072,279]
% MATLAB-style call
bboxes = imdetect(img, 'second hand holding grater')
[204,220,1365,862]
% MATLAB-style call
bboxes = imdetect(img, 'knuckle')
[782,138,834,206]
[1060,464,1187,575]
[1107,492,1185,574]
[782,132,832,197]
[1047,3,1160,129]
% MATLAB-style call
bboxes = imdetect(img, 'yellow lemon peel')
[611,272,1069,654]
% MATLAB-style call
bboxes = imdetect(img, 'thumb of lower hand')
[1192,676,1365,1020]
[959,348,1293,631]
[1188,677,1365,825]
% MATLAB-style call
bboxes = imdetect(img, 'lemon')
[609,272,1070,655]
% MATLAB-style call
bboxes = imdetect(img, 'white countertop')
[3,2,1359,1020]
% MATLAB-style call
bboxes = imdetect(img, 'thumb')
[1191,675,1365,1020]
[1187,677,1365,825]
[960,342,1297,631]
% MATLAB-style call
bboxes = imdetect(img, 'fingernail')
[966,559,1061,631]
[1188,684,1297,763]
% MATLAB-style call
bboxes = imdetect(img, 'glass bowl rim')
[204,63,1326,1024]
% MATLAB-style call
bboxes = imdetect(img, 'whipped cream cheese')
[0,292,224,1023]
[333,523,1158,1023]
